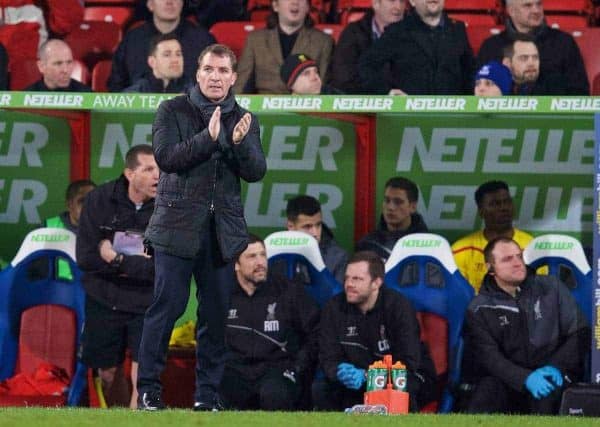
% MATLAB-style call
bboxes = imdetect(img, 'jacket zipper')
[210,159,218,213]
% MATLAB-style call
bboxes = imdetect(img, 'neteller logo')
[401,239,442,248]
[533,241,573,250]
[267,236,310,246]
[31,234,70,242]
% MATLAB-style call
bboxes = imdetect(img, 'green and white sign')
[90,111,356,251]
[376,113,595,246]
[2,92,600,114]
[0,111,71,261]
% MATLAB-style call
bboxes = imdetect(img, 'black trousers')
[137,223,235,403]
[467,376,563,415]
[219,368,300,410]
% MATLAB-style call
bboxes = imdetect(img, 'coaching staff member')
[137,43,267,411]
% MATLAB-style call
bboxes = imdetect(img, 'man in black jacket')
[356,177,428,262]
[286,195,348,285]
[77,144,158,408]
[478,0,589,95]
[26,39,91,92]
[329,0,406,94]
[358,0,475,95]
[108,0,215,92]
[464,237,590,414]
[314,251,436,411]
[137,44,267,411]
[124,34,191,94]
[220,234,320,410]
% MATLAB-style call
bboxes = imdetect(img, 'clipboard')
[112,231,145,256]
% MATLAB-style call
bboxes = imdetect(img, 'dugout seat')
[384,233,474,413]
[265,231,342,307]
[0,228,86,406]
[523,234,592,324]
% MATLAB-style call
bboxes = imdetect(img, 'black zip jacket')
[465,272,590,392]
[358,11,475,95]
[225,274,320,381]
[319,287,436,383]
[76,175,155,313]
[145,86,266,260]
[355,213,428,262]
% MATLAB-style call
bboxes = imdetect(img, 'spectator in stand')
[285,195,348,285]
[329,0,406,94]
[314,251,436,411]
[26,39,91,92]
[356,177,428,262]
[220,234,320,410]
[280,53,341,94]
[124,34,191,93]
[234,0,334,94]
[359,0,474,95]
[474,61,512,96]
[0,43,7,90]
[501,34,568,95]
[188,0,248,29]
[478,0,588,95]
[108,0,215,92]
[452,180,535,293]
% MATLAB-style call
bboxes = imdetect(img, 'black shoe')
[138,391,166,411]
[193,396,224,412]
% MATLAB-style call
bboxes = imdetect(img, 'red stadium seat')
[339,8,366,25]
[570,27,600,92]
[92,59,112,92]
[445,0,498,12]
[337,0,371,8]
[83,6,134,28]
[9,58,40,90]
[210,21,266,59]
[545,14,590,29]
[593,73,600,96]
[543,0,591,13]
[64,21,122,70]
[71,60,91,86]
[448,13,498,27]
[315,24,345,43]
[466,25,504,55]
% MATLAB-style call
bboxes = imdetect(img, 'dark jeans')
[220,368,301,410]
[467,376,563,415]
[137,225,234,403]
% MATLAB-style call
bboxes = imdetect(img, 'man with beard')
[464,237,589,414]
[452,180,535,292]
[315,251,436,411]
[220,235,320,410]
[356,177,428,262]
[501,34,567,95]
[478,0,588,95]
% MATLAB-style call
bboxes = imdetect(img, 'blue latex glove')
[338,365,365,390]
[538,365,563,387]
[525,369,556,399]
[336,363,355,386]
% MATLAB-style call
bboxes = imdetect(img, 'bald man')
[26,39,91,92]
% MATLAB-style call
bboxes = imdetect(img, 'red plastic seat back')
[416,312,448,377]
[64,21,122,70]
[92,59,113,92]
[210,21,266,59]
[16,304,77,379]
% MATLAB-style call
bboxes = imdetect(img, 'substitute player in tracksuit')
[220,234,320,410]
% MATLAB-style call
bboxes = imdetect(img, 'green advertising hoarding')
[0,111,71,263]
[376,114,595,246]
[90,112,357,251]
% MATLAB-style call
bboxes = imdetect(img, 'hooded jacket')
[145,85,266,260]
[464,272,590,392]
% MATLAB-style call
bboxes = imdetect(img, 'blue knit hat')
[475,61,512,95]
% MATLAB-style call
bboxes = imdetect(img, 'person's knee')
[259,381,296,410]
